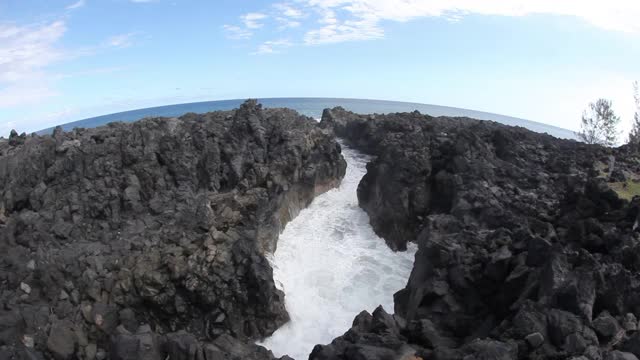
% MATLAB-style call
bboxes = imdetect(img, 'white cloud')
[273,3,306,29]
[276,18,301,29]
[253,39,293,55]
[305,11,382,44]
[224,12,269,40]
[0,21,66,81]
[278,18,302,29]
[0,20,66,106]
[223,24,252,40]
[66,0,85,10]
[229,0,640,46]
[105,33,135,48]
[274,3,305,18]
[302,0,640,44]
[242,13,268,29]
[0,18,139,113]
[224,13,268,40]
[226,4,306,41]
[0,83,59,108]
[218,0,640,69]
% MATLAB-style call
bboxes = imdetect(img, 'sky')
[0,0,639,137]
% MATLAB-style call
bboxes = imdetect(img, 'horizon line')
[37,97,573,135]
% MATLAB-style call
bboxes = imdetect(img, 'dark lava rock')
[624,313,638,332]
[461,338,518,360]
[309,306,416,360]
[316,107,640,360]
[526,332,544,348]
[109,324,162,360]
[593,311,622,343]
[0,100,346,359]
[46,320,76,359]
[607,351,640,360]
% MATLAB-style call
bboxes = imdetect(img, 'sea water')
[257,145,417,359]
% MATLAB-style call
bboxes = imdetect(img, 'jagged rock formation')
[317,107,640,360]
[0,100,346,360]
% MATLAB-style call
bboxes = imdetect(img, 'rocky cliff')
[316,107,640,360]
[0,100,346,360]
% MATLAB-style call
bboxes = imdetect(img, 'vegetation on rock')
[577,98,621,147]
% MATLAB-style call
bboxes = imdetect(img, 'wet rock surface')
[317,107,640,360]
[0,100,346,359]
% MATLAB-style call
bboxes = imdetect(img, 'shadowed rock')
[0,100,346,359]
[316,107,640,360]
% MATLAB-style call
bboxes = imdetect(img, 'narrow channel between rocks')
[258,144,417,359]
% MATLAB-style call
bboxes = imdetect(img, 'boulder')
[525,332,544,348]
[607,351,639,360]
[593,311,622,342]
[46,320,76,360]
[624,313,638,332]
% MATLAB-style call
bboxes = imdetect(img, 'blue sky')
[1,0,639,136]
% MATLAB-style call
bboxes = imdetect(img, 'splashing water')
[258,144,417,359]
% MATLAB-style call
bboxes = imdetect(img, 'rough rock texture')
[317,107,640,360]
[0,100,345,359]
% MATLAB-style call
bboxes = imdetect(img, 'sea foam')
[258,144,417,360]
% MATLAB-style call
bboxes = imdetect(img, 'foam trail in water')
[258,144,417,360]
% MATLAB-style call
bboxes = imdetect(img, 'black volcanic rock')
[309,306,417,360]
[316,107,640,360]
[0,100,346,359]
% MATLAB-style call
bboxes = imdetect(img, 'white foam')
[258,145,417,360]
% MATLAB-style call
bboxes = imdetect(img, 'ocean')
[39,98,576,140]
